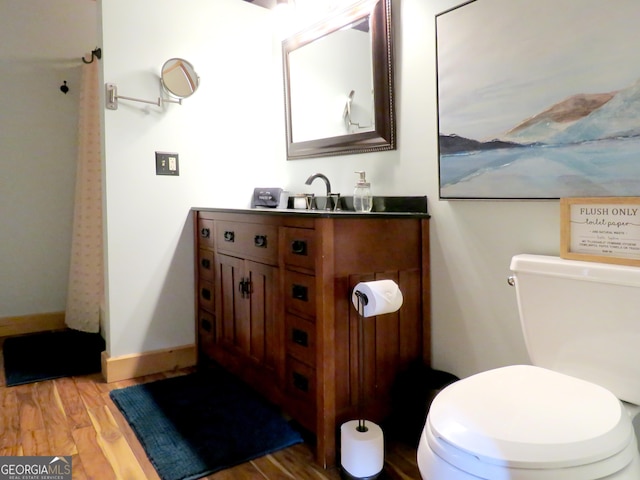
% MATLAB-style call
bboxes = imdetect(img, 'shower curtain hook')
[82,48,102,64]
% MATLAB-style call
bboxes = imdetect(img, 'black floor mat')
[109,369,303,480]
[3,329,105,386]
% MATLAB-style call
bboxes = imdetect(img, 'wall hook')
[60,81,69,94]
[82,47,102,64]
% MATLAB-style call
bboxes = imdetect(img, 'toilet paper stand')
[353,290,371,433]
[340,288,385,480]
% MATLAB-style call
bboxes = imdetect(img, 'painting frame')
[560,197,640,267]
[436,0,640,200]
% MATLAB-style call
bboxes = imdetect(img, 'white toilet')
[418,254,640,479]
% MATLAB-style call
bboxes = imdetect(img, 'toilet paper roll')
[341,420,384,478]
[351,280,403,317]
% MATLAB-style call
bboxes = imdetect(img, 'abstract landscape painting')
[436,0,640,199]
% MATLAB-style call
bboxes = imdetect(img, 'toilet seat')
[426,365,636,478]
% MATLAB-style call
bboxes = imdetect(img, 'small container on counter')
[291,194,308,209]
[354,171,372,212]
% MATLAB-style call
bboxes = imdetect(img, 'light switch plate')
[155,152,179,176]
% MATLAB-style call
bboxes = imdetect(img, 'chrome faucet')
[305,173,332,196]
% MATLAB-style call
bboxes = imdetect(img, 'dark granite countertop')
[193,196,429,218]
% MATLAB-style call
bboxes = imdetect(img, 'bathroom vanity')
[193,204,430,467]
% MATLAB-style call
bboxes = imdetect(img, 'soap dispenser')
[353,171,372,212]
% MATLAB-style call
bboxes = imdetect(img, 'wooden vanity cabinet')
[197,215,284,407]
[194,209,430,468]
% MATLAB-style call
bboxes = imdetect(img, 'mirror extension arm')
[105,83,181,110]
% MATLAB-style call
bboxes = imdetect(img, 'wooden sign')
[560,197,640,266]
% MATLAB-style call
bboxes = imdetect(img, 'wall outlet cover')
[155,152,179,176]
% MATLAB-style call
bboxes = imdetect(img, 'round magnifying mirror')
[161,58,200,98]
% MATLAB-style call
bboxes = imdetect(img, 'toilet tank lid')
[510,254,640,287]
[428,365,633,469]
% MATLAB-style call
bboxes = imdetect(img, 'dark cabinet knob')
[291,240,307,256]
[200,227,210,238]
[223,231,235,242]
[201,288,211,301]
[254,235,267,248]
[292,328,308,347]
[292,372,309,392]
[201,317,212,332]
[200,258,211,269]
[291,284,308,302]
[238,278,251,298]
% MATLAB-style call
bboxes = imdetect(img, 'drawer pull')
[291,240,307,256]
[201,288,211,301]
[201,317,212,332]
[292,328,308,347]
[291,284,308,302]
[200,258,211,269]
[200,227,210,239]
[292,372,309,392]
[223,231,235,242]
[254,235,268,248]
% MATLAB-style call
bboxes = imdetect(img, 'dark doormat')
[3,329,105,386]
[109,368,303,480]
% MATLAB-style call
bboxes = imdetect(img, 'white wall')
[100,0,285,357]
[279,0,561,379]
[0,0,97,317]
[399,0,560,379]
[100,0,563,379]
[0,0,563,380]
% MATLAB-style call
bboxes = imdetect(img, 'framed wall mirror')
[283,0,395,160]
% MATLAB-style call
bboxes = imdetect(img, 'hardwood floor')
[0,338,421,479]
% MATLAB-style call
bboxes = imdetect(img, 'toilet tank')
[510,254,640,405]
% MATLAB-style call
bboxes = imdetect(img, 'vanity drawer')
[215,221,278,265]
[286,356,316,404]
[198,249,214,282]
[198,309,216,355]
[284,270,316,319]
[285,314,315,367]
[197,217,215,249]
[283,227,316,272]
[198,279,214,313]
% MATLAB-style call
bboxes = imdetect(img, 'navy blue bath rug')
[3,329,105,386]
[109,368,303,480]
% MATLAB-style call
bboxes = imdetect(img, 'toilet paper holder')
[342,280,403,479]
[353,290,369,433]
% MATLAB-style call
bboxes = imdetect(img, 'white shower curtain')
[65,59,103,333]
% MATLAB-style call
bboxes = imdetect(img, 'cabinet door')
[246,260,280,371]
[215,254,281,375]
[217,254,246,348]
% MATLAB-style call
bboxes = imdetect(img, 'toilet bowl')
[418,365,640,479]
[418,255,640,479]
